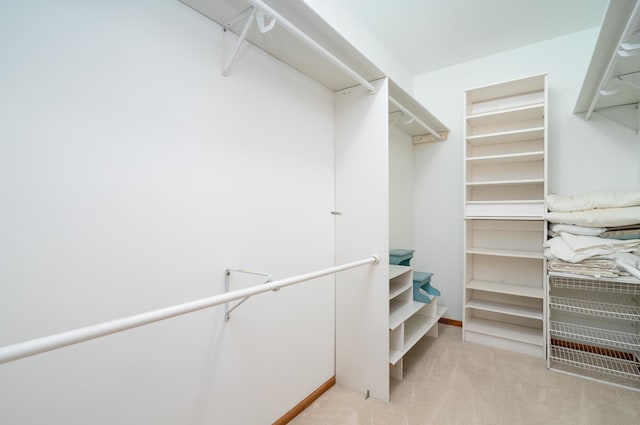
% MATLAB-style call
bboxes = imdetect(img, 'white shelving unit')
[388,265,447,380]
[463,74,548,358]
[548,272,640,390]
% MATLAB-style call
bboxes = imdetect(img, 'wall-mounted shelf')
[574,0,640,133]
[181,0,449,142]
[181,0,383,91]
[388,80,449,143]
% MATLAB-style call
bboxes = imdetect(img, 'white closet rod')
[586,0,640,120]
[388,96,443,140]
[0,255,379,365]
[245,0,376,93]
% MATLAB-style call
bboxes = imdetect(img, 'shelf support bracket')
[222,7,257,77]
[224,268,273,320]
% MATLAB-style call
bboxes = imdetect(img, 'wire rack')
[549,290,640,321]
[550,320,640,351]
[549,273,640,295]
[549,345,640,382]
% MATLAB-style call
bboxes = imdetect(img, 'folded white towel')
[546,206,640,227]
[546,190,640,212]
[543,233,640,263]
[549,223,605,236]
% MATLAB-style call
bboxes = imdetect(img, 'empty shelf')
[466,151,544,164]
[389,300,430,331]
[550,321,640,352]
[389,348,403,366]
[466,247,543,259]
[466,178,544,186]
[389,265,412,280]
[549,345,640,382]
[466,103,544,127]
[466,279,543,299]
[466,127,545,145]
[403,307,446,351]
[466,299,542,320]
[465,317,543,346]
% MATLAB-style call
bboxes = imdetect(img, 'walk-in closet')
[1,1,639,425]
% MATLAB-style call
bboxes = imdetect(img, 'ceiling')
[339,0,610,75]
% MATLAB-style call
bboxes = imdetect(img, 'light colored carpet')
[290,324,640,425]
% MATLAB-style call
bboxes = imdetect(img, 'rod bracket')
[224,268,272,320]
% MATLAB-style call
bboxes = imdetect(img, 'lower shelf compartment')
[464,317,544,357]
[549,345,640,387]
[389,305,448,366]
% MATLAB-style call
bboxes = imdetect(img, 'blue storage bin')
[413,271,441,298]
[389,249,414,266]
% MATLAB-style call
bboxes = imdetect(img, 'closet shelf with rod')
[574,0,640,132]
[181,0,448,144]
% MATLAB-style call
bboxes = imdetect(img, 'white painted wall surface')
[412,28,640,321]
[0,1,336,424]
[389,125,415,250]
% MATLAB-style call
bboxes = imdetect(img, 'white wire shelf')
[549,345,640,382]
[549,273,640,295]
[549,290,640,321]
[550,320,640,351]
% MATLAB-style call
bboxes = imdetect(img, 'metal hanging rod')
[0,255,379,365]
[388,96,443,141]
[223,0,376,93]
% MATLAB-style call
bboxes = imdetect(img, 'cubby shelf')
[389,305,448,366]
[390,299,433,331]
[389,265,412,300]
[388,266,447,380]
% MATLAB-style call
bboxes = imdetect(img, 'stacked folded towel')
[544,190,640,279]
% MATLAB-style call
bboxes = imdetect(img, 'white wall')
[389,125,414,250]
[412,28,640,321]
[0,1,336,424]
